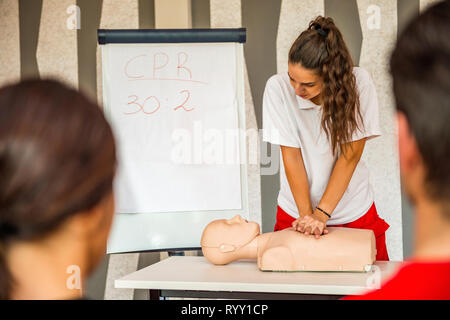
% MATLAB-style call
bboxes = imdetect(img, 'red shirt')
[344,260,450,300]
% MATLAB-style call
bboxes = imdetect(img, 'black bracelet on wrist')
[315,206,331,218]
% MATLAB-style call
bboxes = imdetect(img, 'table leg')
[149,289,162,300]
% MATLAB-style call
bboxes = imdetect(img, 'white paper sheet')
[103,43,242,213]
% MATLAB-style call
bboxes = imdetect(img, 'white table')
[115,256,402,300]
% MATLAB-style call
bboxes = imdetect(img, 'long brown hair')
[289,16,363,156]
[0,79,116,299]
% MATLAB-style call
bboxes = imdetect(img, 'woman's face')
[288,62,323,101]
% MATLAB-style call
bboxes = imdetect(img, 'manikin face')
[287,62,323,102]
[201,215,260,248]
[201,215,260,264]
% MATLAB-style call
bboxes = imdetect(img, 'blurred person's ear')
[69,193,115,235]
[396,111,426,203]
[65,192,115,272]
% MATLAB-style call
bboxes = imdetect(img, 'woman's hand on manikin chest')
[292,211,329,239]
[292,138,367,238]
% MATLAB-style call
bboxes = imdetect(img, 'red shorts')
[274,202,390,261]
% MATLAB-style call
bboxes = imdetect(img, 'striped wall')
[357,0,402,262]
[37,0,78,88]
[98,0,140,300]
[0,0,428,299]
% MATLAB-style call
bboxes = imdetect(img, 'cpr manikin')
[201,215,376,272]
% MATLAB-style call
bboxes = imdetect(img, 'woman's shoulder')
[266,73,290,89]
[265,73,295,99]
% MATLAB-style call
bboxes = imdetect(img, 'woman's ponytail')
[289,16,363,156]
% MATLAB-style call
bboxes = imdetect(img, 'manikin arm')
[281,146,314,217]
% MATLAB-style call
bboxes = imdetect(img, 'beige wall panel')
[0,0,20,87]
[155,0,192,28]
[103,253,140,300]
[276,0,324,74]
[357,0,403,261]
[210,0,241,28]
[96,0,139,106]
[99,0,139,28]
[36,0,78,88]
[210,0,262,229]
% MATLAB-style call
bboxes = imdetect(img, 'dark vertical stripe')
[397,0,419,35]
[19,0,42,79]
[241,0,280,132]
[139,0,155,29]
[397,0,419,259]
[191,0,210,28]
[77,0,102,100]
[242,0,281,233]
[325,0,362,66]
[85,254,110,299]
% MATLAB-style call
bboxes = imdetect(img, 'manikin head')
[201,215,260,265]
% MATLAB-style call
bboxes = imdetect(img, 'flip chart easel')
[98,29,255,254]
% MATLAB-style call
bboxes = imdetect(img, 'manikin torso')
[201,215,376,272]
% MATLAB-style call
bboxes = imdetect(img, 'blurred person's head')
[390,0,450,215]
[0,79,116,299]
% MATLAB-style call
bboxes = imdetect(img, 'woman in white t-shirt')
[263,16,390,260]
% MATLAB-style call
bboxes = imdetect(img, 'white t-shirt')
[262,67,381,225]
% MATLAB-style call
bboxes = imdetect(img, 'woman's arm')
[297,138,367,237]
[317,137,367,217]
[318,138,366,215]
[280,145,313,217]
